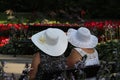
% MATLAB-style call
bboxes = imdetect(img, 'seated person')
[66,27,100,80]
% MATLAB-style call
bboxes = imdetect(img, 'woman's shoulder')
[33,52,40,57]
[80,48,97,54]
[68,48,80,56]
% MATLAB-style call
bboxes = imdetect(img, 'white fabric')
[75,48,100,66]
[75,48,100,80]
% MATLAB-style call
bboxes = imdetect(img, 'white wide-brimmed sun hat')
[31,28,68,56]
[67,27,98,48]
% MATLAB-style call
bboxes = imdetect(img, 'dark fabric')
[82,65,100,78]
[66,65,100,80]
[35,51,67,80]
[64,42,74,57]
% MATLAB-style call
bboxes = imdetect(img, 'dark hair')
[64,42,75,57]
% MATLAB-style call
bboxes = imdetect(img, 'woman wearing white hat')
[29,28,68,80]
[66,27,100,80]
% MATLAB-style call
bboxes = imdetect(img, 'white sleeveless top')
[75,48,100,66]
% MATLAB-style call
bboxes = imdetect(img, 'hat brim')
[67,28,98,48]
[31,29,68,56]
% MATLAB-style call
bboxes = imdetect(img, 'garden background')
[0,0,120,79]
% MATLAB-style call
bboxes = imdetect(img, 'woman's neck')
[81,48,95,54]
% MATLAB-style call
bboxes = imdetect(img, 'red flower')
[13,24,20,29]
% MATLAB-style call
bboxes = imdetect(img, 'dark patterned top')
[35,50,100,80]
[35,51,68,80]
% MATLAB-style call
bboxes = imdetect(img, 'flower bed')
[0,20,120,47]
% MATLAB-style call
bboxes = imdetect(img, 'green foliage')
[0,0,120,19]
[96,40,120,61]
[0,12,46,24]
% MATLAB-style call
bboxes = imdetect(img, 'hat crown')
[45,28,58,45]
[77,27,91,42]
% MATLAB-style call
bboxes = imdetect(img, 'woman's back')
[75,48,100,66]
[66,48,100,80]
[35,52,67,80]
